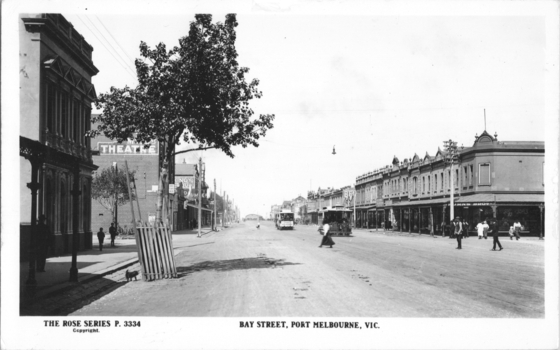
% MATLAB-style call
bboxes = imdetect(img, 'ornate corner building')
[353,131,545,237]
[20,14,99,261]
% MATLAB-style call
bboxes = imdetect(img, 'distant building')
[244,214,262,221]
[174,162,213,231]
[354,130,545,236]
[20,13,99,258]
[291,195,307,223]
[270,205,281,220]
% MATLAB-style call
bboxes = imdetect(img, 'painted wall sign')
[97,141,158,155]
[455,202,492,206]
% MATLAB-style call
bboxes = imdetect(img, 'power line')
[83,16,137,78]
[75,15,137,80]
[94,15,138,64]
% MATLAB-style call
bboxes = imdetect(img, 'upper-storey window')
[60,91,68,138]
[434,174,438,192]
[470,165,474,186]
[479,163,491,185]
[413,177,418,194]
[46,83,56,132]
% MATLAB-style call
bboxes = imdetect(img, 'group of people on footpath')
[96,223,118,251]
[451,216,524,251]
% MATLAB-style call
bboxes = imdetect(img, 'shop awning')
[355,205,376,211]
[184,203,214,213]
[389,197,451,207]
[455,193,544,204]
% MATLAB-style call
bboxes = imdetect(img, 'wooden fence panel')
[134,222,178,281]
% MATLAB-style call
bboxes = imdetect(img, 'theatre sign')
[97,140,158,155]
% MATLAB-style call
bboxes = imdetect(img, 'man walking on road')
[490,219,503,251]
[453,217,463,249]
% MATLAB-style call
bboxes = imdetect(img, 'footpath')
[19,225,222,315]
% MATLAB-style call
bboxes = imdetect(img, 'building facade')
[20,13,99,259]
[90,127,161,232]
[354,131,545,236]
[174,162,213,231]
[270,205,281,220]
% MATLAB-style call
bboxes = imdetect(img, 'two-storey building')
[20,14,99,263]
[354,131,545,236]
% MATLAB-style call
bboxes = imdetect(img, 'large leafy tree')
[91,166,136,225]
[89,14,275,222]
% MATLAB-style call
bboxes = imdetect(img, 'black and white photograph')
[2,0,559,349]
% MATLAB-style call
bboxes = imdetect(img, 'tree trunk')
[155,166,167,223]
[155,137,174,224]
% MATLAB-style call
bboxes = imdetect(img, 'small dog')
[257,224,260,229]
[125,270,139,282]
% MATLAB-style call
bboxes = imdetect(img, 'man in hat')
[453,217,463,249]
[490,218,503,251]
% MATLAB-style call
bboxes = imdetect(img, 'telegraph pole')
[112,162,118,228]
[213,179,217,231]
[222,191,227,227]
[197,157,202,238]
[443,139,459,223]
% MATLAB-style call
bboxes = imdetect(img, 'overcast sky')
[11,1,559,218]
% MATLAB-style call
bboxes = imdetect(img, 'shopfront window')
[497,206,541,234]
[402,209,409,231]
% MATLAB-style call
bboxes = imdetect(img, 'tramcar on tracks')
[319,206,353,236]
[276,210,294,230]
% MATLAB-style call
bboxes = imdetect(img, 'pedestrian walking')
[476,220,485,239]
[441,220,446,237]
[490,219,503,251]
[482,220,489,239]
[36,215,53,272]
[97,227,105,251]
[109,222,117,247]
[513,220,522,240]
[319,221,335,248]
[453,217,463,249]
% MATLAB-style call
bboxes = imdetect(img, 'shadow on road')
[20,277,130,316]
[177,257,301,278]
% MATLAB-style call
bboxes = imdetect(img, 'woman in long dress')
[319,221,335,248]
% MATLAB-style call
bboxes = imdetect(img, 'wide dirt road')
[71,221,544,317]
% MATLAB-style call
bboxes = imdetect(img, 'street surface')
[71,221,544,317]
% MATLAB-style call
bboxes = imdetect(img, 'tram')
[276,210,295,230]
[318,206,353,236]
